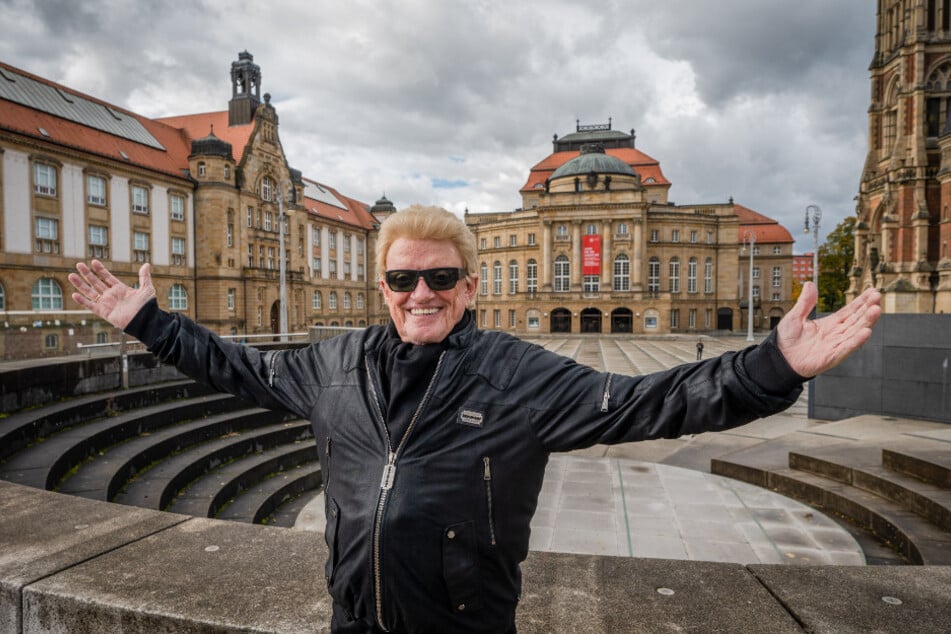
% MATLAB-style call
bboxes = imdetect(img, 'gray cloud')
[0,0,877,249]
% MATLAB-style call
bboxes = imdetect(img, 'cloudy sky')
[0,0,875,253]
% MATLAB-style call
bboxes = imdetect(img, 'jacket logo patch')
[458,409,484,427]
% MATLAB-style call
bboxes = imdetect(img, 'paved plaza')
[297,334,867,566]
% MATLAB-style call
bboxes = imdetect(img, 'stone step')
[56,406,292,501]
[169,442,319,519]
[268,488,322,528]
[767,467,951,565]
[115,421,313,511]
[882,441,951,489]
[789,449,951,532]
[0,392,241,490]
[216,462,322,524]
[0,379,211,462]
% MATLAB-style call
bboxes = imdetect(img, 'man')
[69,205,881,633]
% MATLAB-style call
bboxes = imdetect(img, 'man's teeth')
[410,308,440,315]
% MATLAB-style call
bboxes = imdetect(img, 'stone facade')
[0,54,388,359]
[466,124,795,335]
[850,0,951,312]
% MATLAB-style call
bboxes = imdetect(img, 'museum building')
[466,122,795,335]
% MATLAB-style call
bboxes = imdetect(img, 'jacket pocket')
[483,456,497,546]
[324,497,340,586]
[442,520,482,614]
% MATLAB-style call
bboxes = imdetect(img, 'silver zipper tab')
[601,374,613,412]
[381,452,397,490]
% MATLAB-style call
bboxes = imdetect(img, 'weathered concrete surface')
[0,482,185,633]
[22,516,332,633]
[751,565,951,634]
[517,551,802,633]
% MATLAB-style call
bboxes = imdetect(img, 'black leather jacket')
[126,300,803,633]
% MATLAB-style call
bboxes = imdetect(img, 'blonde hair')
[375,205,478,279]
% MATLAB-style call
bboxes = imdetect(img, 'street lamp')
[805,204,821,291]
[742,229,756,342]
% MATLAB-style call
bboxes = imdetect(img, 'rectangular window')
[170,194,185,221]
[227,288,235,310]
[528,233,536,246]
[248,244,254,268]
[583,275,600,293]
[509,235,517,247]
[329,232,337,249]
[688,309,696,329]
[479,310,487,328]
[132,185,149,214]
[313,226,321,246]
[34,163,57,196]
[313,257,321,274]
[88,224,109,259]
[509,310,517,328]
[247,206,254,227]
[264,212,272,232]
[35,217,60,254]
[671,229,680,243]
[772,267,782,288]
[171,237,186,266]
[752,266,760,279]
[133,231,150,262]
[687,260,698,293]
[87,175,107,205]
[650,229,659,242]
[227,224,234,247]
[493,309,501,328]
[690,230,697,243]
[493,236,501,248]
[267,246,275,270]
[670,309,680,329]
[343,234,351,254]
[509,262,518,294]
[527,261,538,293]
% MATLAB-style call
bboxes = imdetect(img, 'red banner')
[582,235,601,275]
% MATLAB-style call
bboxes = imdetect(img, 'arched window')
[554,255,570,292]
[32,278,63,310]
[508,260,519,294]
[343,292,352,310]
[313,291,322,310]
[526,259,538,293]
[613,254,630,291]
[648,257,660,293]
[356,293,365,309]
[261,176,274,202]
[329,291,338,310]
[493,261,502,295]
[669,258,681,293]
[168,284,188,310]
[480,262,488,296]
[687,257,698,293]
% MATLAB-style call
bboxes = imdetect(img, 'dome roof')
[370,194,396,214]
[550,143,635,179]
[190,126,233,160]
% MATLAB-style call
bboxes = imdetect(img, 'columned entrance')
[580,307,602,333]
[611,307,633,333]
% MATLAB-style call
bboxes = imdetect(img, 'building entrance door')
[580,308,602,333]
[717,307,733,331]
[550,308,571,333]
[611,308,633,333]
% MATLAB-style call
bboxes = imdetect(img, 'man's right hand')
[68,260,156,330]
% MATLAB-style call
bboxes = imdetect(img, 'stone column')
[572,220,582,288]
[542,220,552,291]
[632,218,643,289]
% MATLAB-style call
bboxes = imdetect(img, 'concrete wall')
[2,481,949,633]
[809,314,951,423]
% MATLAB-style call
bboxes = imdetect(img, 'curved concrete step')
[216,462,322,524]
[115,421,312,511]
[55,407,292,501]
[169,442,318,518]
[0,380,211,462]
[882,442,951,489]
[268,487,322,528]
[768,468,951,565]
[0,393,241,490]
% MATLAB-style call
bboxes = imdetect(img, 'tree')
[817,216,856,312]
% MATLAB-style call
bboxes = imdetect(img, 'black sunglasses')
[385,268,468,292]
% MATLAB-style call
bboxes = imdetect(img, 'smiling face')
[381,238,477,345]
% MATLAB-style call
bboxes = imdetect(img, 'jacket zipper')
[268,353,278,387]
[601,373,613,412]
[483,456,497,546]
[366,350,447,631]
[324,437,332,489]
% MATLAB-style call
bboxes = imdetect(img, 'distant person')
[68,205,881,633]
[696,338,704,361]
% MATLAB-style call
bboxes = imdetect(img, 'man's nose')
[410,276,436,297]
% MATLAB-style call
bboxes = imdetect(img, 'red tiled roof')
[301,178,375,231]
[734,203,794,244]
[0,62,192,182]
[156,111,254,163]
[521,147,670,191]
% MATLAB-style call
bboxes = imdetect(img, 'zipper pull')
[268,355,277,387]
[380,452,397,490]
[601,374,612,412]
[483,456,491,480]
